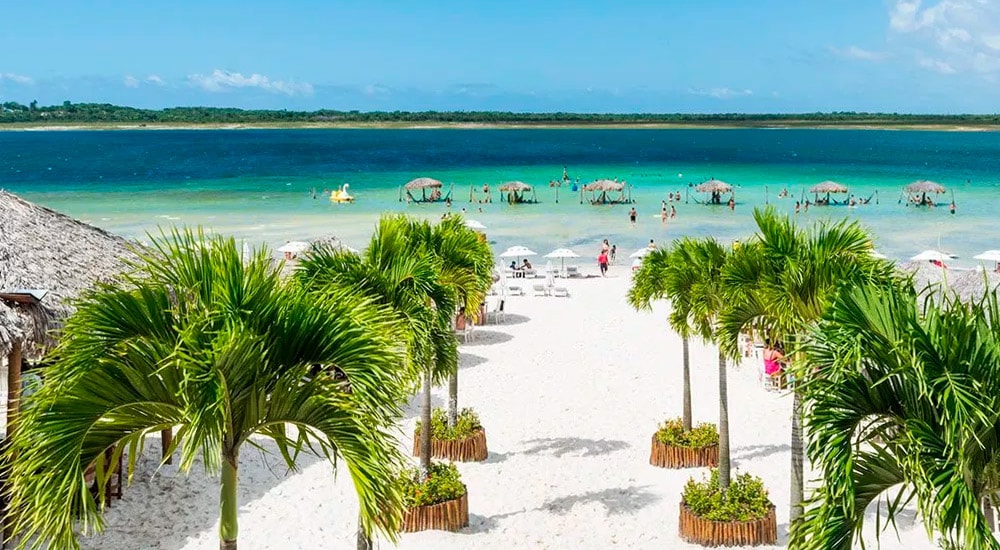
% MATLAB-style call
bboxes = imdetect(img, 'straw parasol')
[405,177,443,190]
[0,191,135,356]
[694,179,733,194]
[499,181,533,192]
[904,180,946,194]
[583,179,625,192]
[0,190,136,443]
[809,181,848,194]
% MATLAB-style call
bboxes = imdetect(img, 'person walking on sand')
[629,207,637,225]
[597,249,609,276]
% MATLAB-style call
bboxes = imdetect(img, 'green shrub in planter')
[682,469,772,522]
[654,418,719,448]
[400,462,467,507]
[415,407,483,441]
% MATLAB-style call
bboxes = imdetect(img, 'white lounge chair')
[522,268,537,278]
[454,317,474,343]
[566,266,581,278]
[505,283,524,296]
[532,284,550,297]
[553,286,570,297]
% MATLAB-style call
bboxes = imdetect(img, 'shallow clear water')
[2,128,998,264]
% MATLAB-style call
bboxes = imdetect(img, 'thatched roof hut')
[904,180,946,194]
[499,181,533,192]
[404,177,443,190]
[810,181,848,194]
[582,179,624,192]
[0,191,135,356]
[694,179,733,193]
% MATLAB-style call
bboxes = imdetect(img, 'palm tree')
[792,283,1000,550]
[718,207,896,524]
[628,246,694,431]
[421,215,494,427]
[295,214,457,475]
[4,230,410,550]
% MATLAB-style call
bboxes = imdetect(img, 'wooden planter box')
[402,490,469,532]
[649,435,718,468]
[678,502,777,547]
[413,428,488,462]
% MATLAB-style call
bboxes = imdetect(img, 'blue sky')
[0,1,997,113]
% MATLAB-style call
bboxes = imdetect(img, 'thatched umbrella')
[582,179,624,192]
[499,181,537,204]
[405,177,443,190]
[809,181,848,194]
[0,191,135,441]
[499,181,532,193]
[401,177,449,202]
[694,179,733,194]
[904,180,946,194]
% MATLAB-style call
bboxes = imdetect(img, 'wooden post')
[6,341,22,440]
[161,428,173,465]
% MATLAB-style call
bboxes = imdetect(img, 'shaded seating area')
[399,177,454,203]
[689,179,734,205]
[902,180,948,207]
[0,191,172,525]
[499,181,539,204]
[580,179,634,205]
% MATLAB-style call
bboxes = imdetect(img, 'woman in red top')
[597,251,609,276]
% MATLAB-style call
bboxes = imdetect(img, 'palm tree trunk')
[220,447,239,550]
[682,337,692,432]
[356,514,372,550]
[790,389,805,524]
[984,496,996,532]
[717,348,731,491]
[447,369,458,428]
[420,366,433,476]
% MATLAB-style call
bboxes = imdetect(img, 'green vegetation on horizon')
[3,100,1000,126]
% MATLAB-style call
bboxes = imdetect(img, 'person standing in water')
[950,201,957,215]
[629,207,637,225]
[661,201,668,224]
[670,205,677,219]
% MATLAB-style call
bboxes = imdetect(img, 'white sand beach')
[79,264,936,550]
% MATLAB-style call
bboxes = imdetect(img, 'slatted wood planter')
[678,502,777,547]
[649,435,718,468]
[413,428,488,462]
[402,490,469,532]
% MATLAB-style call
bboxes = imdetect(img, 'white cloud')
[689,87,754,99]
[889,0,1000,74]
[919,56,957,73]
[830,45,890,61]
[0,73,34,85]
[145,74,164,85]
[187,69,313,96]
[123,75,140,88]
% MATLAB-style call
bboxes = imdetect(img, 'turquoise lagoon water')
[2,128,999,265]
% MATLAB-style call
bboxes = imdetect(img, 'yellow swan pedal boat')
[330,183,355,203]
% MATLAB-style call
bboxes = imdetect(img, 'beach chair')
[532,284,550,297]
[553,286,570,297]
[454,315,474,343]
[506,282,524,296]
[566,266,581,278]
[523,268,538,278]
[488,298,506,324]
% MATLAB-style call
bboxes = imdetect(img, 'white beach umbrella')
[544,248,580,273]
[910,249,956,262]
[277,241,310,254]
[973,250,1000,262]
[465,219,487,231]
[499,245,537,258]
[869,251,888,260]
[629,247,654,259]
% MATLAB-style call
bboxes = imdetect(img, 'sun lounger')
[566,266,581,278]
[553,286,570,297]
[532,284,550,297]
[523,268,537,278]
[505,283,524,296]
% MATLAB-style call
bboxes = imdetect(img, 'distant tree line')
[1,101,1000,126]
